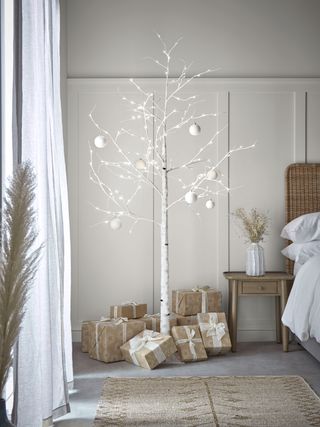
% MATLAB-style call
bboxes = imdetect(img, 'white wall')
[68,78,320,342]
[61,1,320,342]
[65,0,320,78]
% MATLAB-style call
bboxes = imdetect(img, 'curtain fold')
[12,0,73,425]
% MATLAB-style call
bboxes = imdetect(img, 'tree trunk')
[160,138,170,335]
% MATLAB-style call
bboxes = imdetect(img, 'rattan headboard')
[285,163,320,274]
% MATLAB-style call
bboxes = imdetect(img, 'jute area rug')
[93,376,320,426]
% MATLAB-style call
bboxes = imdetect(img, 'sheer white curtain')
[12,0,73,426]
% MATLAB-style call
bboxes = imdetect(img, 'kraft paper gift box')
[172,287,222,316]
[171,325,208,362]
[141,313,178,332]
[81,320,96,353]
[110,302,147,319]
[89,317,145,363]
[175,314,198,327]
[197,312,231,355]
[120,330,177,370]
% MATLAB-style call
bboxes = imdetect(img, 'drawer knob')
[258,285,264,290]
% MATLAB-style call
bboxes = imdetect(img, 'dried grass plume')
[0,162,42,397]
[233,208,269,243]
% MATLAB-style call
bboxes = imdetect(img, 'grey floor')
[55,341,320,426]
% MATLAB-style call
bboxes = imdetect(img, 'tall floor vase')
[246,242,265,276]
[0,399,14,427]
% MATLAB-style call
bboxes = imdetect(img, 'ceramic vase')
[246,242,265,276]
[0,399,14,427]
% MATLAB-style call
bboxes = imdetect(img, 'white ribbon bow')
[130,330,163,353]
[199,313,225,353]
[100,316,128,325]
[192,285,210,292]
[129,330,166,365]
[176,327,202,360]
[143,313,160,318]
[201,313,225,339]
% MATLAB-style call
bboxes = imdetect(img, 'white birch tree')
[89,35,254,335]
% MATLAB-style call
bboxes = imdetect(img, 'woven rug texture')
[93,376,320,426]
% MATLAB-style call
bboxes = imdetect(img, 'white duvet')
[282,254,320,343]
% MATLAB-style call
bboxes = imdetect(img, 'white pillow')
[281,241,320,264]
[281,212,320,243]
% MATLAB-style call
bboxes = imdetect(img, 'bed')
[282,163,320,362]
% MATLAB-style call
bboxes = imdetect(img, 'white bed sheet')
[282,254,320,343]
[293,261,303,275]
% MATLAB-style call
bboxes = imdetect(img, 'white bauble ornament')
[135,158,147,170]
[205,199,215,209]
[189,122,201,136]
[206,169,218,180]
[110,218,122,230]
[94,135,107,148]
[185,191,198,204]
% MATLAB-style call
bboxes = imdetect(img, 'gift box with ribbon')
[120,330,177,370]
[141,313,178,333]
[171,325,208,362]
[197,312,231,355]
[110,302,147,319]
[88,317,145,363]
[175,314,198,327]
[172,287,222,316]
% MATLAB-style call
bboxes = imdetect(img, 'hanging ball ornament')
[205,199,215,209]
[135,158,147,170]
[206,168,218,180]
[110,217,122,230]
[94,135,107,148]
[189,122,201,136]
[185,191,198,204]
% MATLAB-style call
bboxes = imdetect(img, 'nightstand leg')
[229,279,238,352]
[280,280,289,352]
[275,296,281,343]
[228,281,232,323]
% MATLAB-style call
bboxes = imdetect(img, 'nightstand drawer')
[241,281,278,294]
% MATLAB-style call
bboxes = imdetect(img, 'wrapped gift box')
[89,318,145,363]
[171,325,208,362]
[141,313,178,332]
[175,314,198,326]
[172,287,221,316]
[120,330,177,370]
[197,312,232,355]
[110,302,147,319]
[81,320,94,353]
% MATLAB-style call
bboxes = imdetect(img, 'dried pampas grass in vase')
[0,162,42,425]
[233,208,269,276]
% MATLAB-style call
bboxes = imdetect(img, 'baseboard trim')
[72,330,81,342]
[238,329,276,342]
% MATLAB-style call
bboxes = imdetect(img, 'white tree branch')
[89,109,163,196]
[167,125,228,172]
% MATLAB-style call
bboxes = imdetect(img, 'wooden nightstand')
[223,272,294,352]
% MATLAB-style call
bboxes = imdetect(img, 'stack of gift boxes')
[81,286,231,370]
